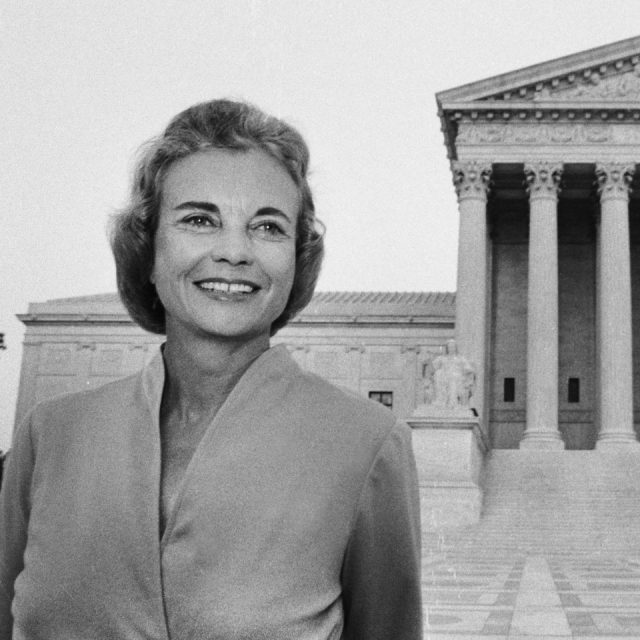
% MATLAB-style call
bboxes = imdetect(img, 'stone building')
[439,35,640,451]
[13,37,640,462]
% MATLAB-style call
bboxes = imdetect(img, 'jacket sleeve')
[0,414,35,635]
[341,420,423,640]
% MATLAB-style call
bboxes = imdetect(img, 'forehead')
[161,148,300,210]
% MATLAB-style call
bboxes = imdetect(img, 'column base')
[597,432,640,448]
[519,430,565,450]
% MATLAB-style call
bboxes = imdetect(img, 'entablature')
[454,122,640,164]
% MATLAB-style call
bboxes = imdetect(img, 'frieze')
[457,123,640,146]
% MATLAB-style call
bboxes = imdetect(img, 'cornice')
[17,313,135,325]
[441,101,640,120]
[17,312,455,329]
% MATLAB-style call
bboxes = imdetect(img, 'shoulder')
[300,370,394,428]
[272,347,400,450]
[26,371,145,449]
[32,371,142,422]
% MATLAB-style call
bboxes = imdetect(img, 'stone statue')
[417,340,476,417]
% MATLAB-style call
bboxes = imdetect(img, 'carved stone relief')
[414,340,476,417]
[457,123,640,146]
[535,66,640,101]
[595,162,635,200]
[524,162,563,198]
[451,160,491,200]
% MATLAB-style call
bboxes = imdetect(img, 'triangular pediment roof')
[437,36,640,105]
[437,36,640,160]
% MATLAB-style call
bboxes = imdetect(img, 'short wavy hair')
[110,99,324,335]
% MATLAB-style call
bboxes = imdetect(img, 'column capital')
[524,162,563,201]
[596,162,635,202]
[452,160,492,202]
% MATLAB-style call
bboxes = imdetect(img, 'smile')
[194,279,258,294]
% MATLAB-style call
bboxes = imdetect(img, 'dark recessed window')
[568,378,580,403]
[503,378,515,403]
[369,391,393,410]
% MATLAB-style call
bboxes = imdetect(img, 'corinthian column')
[452,160,492,424]
[595,162,638,447]
[521,162,564,449]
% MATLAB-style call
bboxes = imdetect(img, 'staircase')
[421,450,640,638]
[424,448,640,555]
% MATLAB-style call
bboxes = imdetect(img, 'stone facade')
[14,292,454,428]
[438,36,640,450]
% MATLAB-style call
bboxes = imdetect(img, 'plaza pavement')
[421,449,640,639]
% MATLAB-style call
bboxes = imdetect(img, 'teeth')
[229,283,253,293]
[198,281,254,293]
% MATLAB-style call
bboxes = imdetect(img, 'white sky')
[1,0,639,448]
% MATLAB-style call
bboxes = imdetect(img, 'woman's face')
[152,148,298,344]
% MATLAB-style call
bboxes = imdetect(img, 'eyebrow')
[174,201,220,213]
[255,207,293,225]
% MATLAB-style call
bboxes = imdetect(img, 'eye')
[181,214,217,229]
[253,220,288,238]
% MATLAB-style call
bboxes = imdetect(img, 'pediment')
[437,36,640,106]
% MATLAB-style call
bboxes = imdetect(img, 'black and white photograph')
[2,2,640,638]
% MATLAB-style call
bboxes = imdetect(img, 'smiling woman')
[151,149,298,346]
[0,99,423,640]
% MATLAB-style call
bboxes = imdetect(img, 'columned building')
[13,37,640,456]
[437,36,640,450]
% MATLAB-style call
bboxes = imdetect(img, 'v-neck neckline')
[142,344,292,550]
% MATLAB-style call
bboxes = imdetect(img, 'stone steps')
[424,448,640,554]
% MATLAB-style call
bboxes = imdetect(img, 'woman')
[0,100,422,639]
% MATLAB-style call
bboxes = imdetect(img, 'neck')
[161,327,270,418]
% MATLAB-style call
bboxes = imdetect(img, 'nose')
[209,225,253,266]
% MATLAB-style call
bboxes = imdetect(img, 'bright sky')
[1,0,639,448]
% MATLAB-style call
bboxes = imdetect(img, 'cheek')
[152,233,191,279]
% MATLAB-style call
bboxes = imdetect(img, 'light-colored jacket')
[0,344,422,639]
